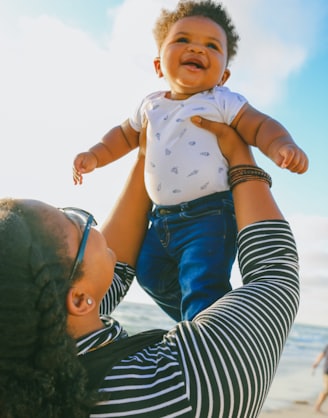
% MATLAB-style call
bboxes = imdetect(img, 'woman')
[0,120,299,417]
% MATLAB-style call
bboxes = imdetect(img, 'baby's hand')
[72,152,98,185]
[275,144,309,174]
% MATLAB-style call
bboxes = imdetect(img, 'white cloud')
[0,0,319,125]
[232,212,328,325]
[289,215,328,326]
[229,213,328,327]
[217,0,315,106]
[290,215,328,282]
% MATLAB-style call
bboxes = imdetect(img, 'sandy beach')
[259,399,326,418]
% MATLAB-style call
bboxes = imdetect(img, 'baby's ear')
[218,68,231,86]
[153,57,163,78]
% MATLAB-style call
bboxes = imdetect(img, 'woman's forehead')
[26,200,81,237]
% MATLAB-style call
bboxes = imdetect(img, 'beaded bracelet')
[228,165,272,190]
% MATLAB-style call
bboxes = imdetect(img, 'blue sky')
[0,0,327,326]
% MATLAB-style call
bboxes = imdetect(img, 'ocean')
[114,300,328,413]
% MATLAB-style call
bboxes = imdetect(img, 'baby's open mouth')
[183,60,205,69]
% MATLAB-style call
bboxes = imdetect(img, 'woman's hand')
[191,116,256,167]
[191,116,283,227]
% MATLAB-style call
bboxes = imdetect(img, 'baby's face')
[154,16,230,100]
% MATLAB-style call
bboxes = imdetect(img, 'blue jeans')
[136,191,237,321]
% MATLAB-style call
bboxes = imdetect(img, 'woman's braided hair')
[153,0,240,64]
[0,199,96,417]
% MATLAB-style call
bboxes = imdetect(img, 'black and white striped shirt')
[77,220,299,418]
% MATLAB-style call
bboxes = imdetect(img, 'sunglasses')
[59,207,98,281]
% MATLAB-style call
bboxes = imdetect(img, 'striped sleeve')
[176,220,300,417]
[99,262,135,315]
[90,220,299,417]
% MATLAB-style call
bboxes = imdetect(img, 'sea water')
[114,300,328,412]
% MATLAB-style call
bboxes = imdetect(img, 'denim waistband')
[153,191,232,216]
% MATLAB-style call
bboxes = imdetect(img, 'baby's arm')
[231,103,309,174]
[73,119,139,184]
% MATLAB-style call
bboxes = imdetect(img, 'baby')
[73,0,308,321]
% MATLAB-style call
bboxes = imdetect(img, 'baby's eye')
[176,37,189,43]
[207,42,219,50]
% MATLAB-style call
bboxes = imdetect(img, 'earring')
[86,298,93,306]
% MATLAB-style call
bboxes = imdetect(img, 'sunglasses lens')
[58,207,98,281]
[60,207,97,227]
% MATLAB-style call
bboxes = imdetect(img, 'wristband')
[228,165,272,190]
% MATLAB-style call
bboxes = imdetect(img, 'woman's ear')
[66,287,95,316]
[153,57,163,78]
[218,68,231,86]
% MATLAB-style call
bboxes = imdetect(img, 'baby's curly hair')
[153,0,239,64]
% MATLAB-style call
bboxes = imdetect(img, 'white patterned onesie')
[129,86,247,205]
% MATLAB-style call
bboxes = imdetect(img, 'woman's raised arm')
[100,153,151,267]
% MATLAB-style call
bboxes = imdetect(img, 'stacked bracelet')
[228,165,272,190]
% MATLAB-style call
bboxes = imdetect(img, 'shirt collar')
[76,315,128,355]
